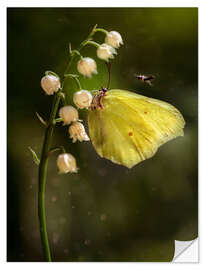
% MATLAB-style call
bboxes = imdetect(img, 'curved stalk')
[64,24,99,75]
[84,40,100,48]
[38,92,61,261]
[64,74,82,90]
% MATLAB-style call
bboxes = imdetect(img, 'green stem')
[49,146,66,155]
[64,25,100,75]
[38,92,61,262]
[58,91,66,105]
[85,40,100,48]
[38,24,106,262]
[93,28,108,35]
[64,74,82,90]
[54,117,63,123]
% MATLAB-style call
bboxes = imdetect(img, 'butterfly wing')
[88,89,185,168]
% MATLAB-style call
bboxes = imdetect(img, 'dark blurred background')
[7,8,198,262]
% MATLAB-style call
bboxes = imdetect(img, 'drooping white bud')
[97,43,117,62]
[69,121,90,143]
[73,90,93,109]
[41,75,61,95]
[57,153,78,174]
[59,106,79,125]
[77,57,97,78]
[105,31,123,48]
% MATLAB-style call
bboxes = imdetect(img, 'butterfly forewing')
[88,89,185,168]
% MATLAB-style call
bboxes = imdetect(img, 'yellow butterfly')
[88,88,185,168]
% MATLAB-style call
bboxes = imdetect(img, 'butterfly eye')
[101,87,107,92]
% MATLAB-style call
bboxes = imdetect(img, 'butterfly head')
[90,87,108,110]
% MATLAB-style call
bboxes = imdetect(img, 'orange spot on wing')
[144,111,148,114]
[128,132,133,136]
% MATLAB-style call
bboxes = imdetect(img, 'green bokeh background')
[7,8,198,262]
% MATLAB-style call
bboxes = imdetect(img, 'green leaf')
[28,147,40,165]
[35,112,47,126]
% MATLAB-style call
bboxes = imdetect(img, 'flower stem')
[93,28,108,35]
[64,25,100,76]
[38,91,61,261]
[37,24,106,262]
[64,74,82,90]
[85,40,100,48]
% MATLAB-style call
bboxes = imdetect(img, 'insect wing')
[88,89,185,168]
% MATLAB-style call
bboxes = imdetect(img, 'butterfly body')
[88,89,185,168]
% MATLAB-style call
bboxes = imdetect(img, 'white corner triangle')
[173,238,198,262]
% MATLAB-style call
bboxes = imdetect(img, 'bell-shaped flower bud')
[105,31,123,48]
[97,43,117,62]
[77,57,97,78]
[73,90,93,109]
[57,153,78,174]
[41,74,61,95]
[59,106,79,125]
[69,121,90,143]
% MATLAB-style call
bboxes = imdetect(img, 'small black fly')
[135,74,155,86]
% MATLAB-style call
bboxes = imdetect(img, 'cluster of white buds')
[41,74,61,95]
[40,28,123,176]
[69,121,90,143]
[59,105,89,143]
[77,57,97,78]
[97,31,123,62]
[76,29,123,75]
[57,153,78,174]
[73,90,93,109]
[56,104,90,174]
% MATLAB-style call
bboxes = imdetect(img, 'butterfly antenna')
[105,62,111,89]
